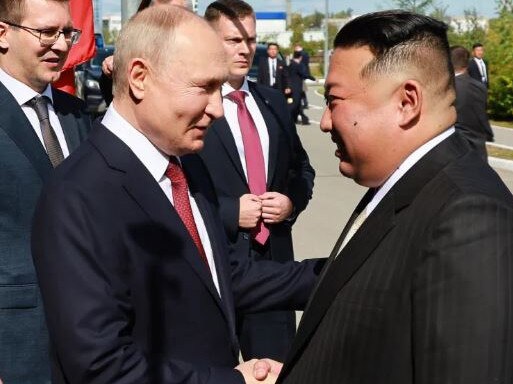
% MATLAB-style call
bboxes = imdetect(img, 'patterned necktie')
[26,95,64,167]
[227,90,270,245]
[165,158,209,268]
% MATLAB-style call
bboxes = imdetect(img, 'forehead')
[22,0,71,25]
[216,15,255,38]
[170,22,227,80]
[326,46,374,90]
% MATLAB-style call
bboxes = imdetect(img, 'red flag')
[54,0,96,95]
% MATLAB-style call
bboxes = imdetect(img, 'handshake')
[236,358,283,383]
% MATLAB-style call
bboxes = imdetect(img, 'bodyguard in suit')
[467,42,489,87]
[32,6,322,384]
[278,11,513,384]
[451,45,493,160]
[257,42,290,97]
[202,0,315,361]
[0,0,90,383]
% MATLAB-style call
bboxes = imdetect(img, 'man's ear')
[0,22,10,50]
[127,58,149,101]
[397,79,422,128]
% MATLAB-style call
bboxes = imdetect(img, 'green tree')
[496,0,513,12]
[303,11,324,29]
[447,8,486,48]
[485,10,513,118]
[332,8,354,18]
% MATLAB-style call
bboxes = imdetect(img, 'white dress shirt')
[267,57,277,86]
[0,68,70,157]
[222,79,270,181]
[474,57,487,83]
[102,105,221,296]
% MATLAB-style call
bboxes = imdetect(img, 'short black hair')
[472,42,483,50]
[267,42,279,49]
[333,10,454,93]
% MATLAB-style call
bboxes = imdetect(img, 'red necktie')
[227,90,270,245]
[165,158,209,268]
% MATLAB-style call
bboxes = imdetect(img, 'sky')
[103,0,498,18]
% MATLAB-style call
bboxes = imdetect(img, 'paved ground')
[292,87,513,261]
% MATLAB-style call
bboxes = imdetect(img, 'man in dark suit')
[278,11,513,384]
[202,0,315,362]
[288,51,314,125]
[0,0,90,383]
[257,42,290,97]
[293,44,311,109]
[32,6,322,384]
[451,45,493,160]
[467,42,489,87]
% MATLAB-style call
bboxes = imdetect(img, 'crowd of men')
[0,0,511,383]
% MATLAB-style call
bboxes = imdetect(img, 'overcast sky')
[103,0,498,18]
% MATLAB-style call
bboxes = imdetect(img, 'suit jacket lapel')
[0,81,52,181]
[90,125,224,310]
[52,87,83,151]
[182,155,238,347]
[249,84,279,188]
[282,132,471,376]
[210,118,246,183]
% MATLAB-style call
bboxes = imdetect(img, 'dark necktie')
[227,90,270,245]
[26,95,64,167]
[165,158,210,268]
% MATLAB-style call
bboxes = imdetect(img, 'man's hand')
[102,55,114,77]
[235,359,282,383]
[239,194,262,228]
[260,192,293,224]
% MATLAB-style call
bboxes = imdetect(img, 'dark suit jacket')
[199,82,315,263]
[0,81,90,384]
[468,57,489,87]
[31,122,322,384]
[278,132,513,384]
[257,57,289,94]
[455,73,493,142]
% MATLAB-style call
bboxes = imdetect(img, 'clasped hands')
[239,193,293,228]
[236,358,283,383]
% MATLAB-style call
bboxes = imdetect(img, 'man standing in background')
[468,42,489,87]
[0,0,90,382]
[257,42,290,97]
[202,0,315,362]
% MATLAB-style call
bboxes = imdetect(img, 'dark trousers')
[237,243,296,361]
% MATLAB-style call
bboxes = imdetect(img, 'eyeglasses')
[1,20,81,46]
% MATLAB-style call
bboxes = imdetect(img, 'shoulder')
[51,87,88,114]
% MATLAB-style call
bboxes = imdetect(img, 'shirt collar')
[101,104,170,182]
[222,78,250,98]
[366,127,455,215]
[0,67,53,106]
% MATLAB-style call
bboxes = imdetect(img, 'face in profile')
[321,46,400,187]
[141,20,227,156]
[213,14,257,83]
[0,0,73,92]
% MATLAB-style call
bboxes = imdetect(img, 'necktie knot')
[27,95,51,122]
[165,157,186,184]
[227,90,247,107]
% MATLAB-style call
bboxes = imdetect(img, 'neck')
[228,76,244,90]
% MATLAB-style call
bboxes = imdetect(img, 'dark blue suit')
[31,123,322,384]
[200,82,315,360]
[0,81,90,384]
